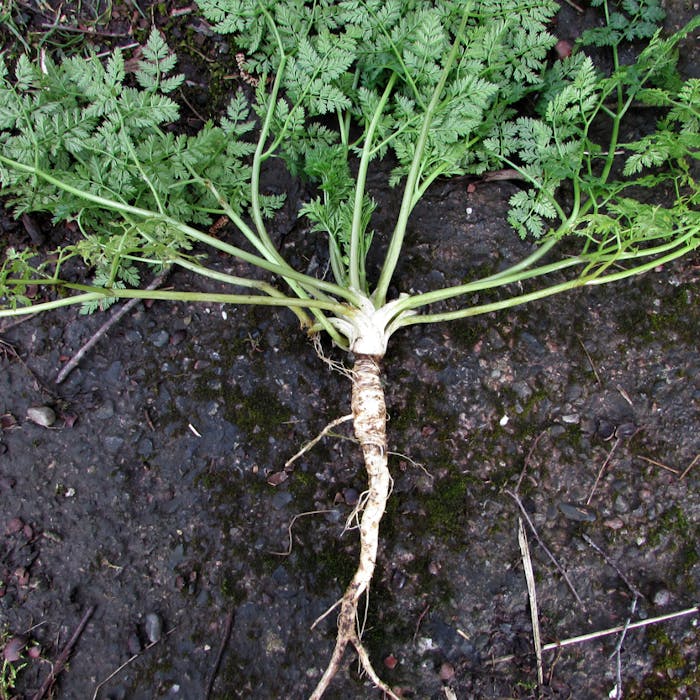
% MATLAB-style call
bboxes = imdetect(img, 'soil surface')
[1,2,699,699]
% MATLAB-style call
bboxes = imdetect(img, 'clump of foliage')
[0,0,698,696]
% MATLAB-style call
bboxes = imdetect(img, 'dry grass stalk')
[484,605,700,666]
[518,516,544,688]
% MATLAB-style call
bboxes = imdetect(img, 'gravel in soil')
[1,2,699,699]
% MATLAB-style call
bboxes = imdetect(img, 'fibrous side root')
[309,355,400,700]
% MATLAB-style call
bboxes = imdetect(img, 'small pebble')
[595,418,616,441]
[604,517,625,530]
[653,588,671,607]
[558,502,597,522]
[3,635,26,662]
[614,495,630,514]
[104,436,125,454]
[144,612,163,644]
[5,517,24,535]
[150,330,170,348]
[271,490,293,509]
[616,422,637,439]
[439,661,455,681]
[169,329,187,346]
[26,406,56,428]
[94,400,115,420]
[555,39,572,59]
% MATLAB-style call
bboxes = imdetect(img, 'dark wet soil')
[1,3,699,699]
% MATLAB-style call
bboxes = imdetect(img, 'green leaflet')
[0,1,698,317]
[197,0,560,284]
[0,28,270,301]
[581,0,666,47]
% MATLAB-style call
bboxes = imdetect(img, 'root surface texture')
[309,354,399,700]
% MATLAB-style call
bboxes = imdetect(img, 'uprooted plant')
[0,0,698,695]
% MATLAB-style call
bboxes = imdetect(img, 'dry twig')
[515,429,547,492]
[55,270,170,384]
[637,454,680,475]
[204,610,234,700]
[586,438,621,505]
[679,452,700,480]
[577,335,602,386]
[33,605,95,700]
[582,534,644,600]
[270,509,335,556]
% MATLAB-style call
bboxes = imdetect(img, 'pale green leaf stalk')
[1,1,698,697]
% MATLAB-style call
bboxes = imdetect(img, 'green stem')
[350,74,397,291]
[250,56,289,252]
[394,226,697,317]
[398,235,698,326]
[396,238,560,313]
[373,6,472,306]
[0,281,349,318]
[0,155,360,306]
[200,176,338,305]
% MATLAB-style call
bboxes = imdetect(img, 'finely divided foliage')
[0,0,699,696]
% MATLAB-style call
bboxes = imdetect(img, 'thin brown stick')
[505,490,583,605]
[577,335,602,385]
[637,454,680,475]
[582,534,644,600]
[515,429,547,492]
[55,270,169,384]
[586,438,621,505]
[679,453,700,480]
[562,0,585,12]
[413,604,431,642]
[0,313,39,334]
[615,385,634,407]
[517,517,544,689]
[204,610,234,700]
[32,605,95,700]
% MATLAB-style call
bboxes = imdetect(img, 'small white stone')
[26,406,56,428]
[499,414,509,426]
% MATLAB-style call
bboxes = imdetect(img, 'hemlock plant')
[0,0,698,696]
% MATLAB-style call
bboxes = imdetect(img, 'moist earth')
[1,2,699,699]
